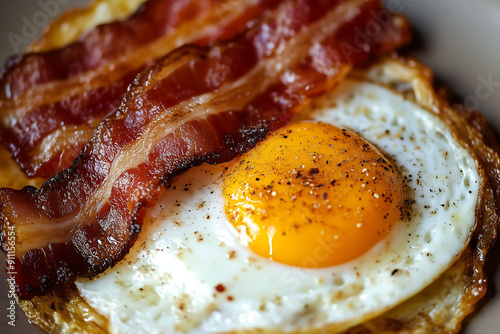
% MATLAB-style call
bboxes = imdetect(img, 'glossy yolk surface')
[223,122,403,268]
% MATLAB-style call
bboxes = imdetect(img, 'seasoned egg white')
[75,78,480,333]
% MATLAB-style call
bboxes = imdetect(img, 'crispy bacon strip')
[0,0,410,299]
[0,0,282,179]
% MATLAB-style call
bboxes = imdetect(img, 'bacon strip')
[0,0,410,299]
[0,0,282,179]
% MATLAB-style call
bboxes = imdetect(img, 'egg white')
[75,78,480,333]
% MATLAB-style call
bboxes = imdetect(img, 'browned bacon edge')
[0,0,283,179]
[0,0,410,299]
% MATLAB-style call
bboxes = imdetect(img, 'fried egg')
[75,76,480,333]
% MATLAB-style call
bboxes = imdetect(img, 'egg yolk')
[223,122,404,268]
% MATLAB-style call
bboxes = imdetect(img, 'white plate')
[0,0,499,333]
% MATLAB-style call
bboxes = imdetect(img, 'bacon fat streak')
[0,0,282,179]
[0,0,410,299]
